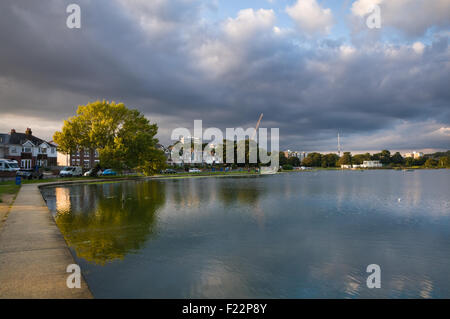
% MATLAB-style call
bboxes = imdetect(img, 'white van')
[0,159,20,172]
[59,166,83,177]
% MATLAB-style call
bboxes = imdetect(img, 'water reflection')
[44,181,165,265]
[41,170,450,298]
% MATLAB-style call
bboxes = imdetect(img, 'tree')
[379,150,391,164]
[352,153,371,165]
[424,158,438,168]
[321,153,339,167]
[405,157,414,167]
[337,152,352,166]
[288,156,301,167]
[279,151,288,166]
[302,152,322,167]
[391,152,404,165]
[54,101,165,175]
[438,156,450,168]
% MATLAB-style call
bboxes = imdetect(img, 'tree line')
[279,149,450,169]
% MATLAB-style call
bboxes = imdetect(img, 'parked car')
[188,168,202,173]
[101,169,117,176]
[0,159,20,172]
[83,168,102,177]
[16,167,43,180]
[162,168,177,174]
[60,166,83,177]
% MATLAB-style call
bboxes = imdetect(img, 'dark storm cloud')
[0,0,449,151]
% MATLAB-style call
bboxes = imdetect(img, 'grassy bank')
[0,171,260,188]
[0,184,20,203]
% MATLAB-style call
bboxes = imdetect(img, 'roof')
[6,132,56,147]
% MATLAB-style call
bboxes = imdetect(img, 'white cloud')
[224,8,276,42]
[339,45,356,58]
[351,0,450,36]
[193,9,277,77]
[351,0,383,17]
[116,0,199,36]
[412,41,425,54]
[286,0,334,36]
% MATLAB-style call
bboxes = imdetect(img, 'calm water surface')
[41,170,450,298]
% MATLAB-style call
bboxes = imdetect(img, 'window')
[11,147,17,154]
[23,147,32,153]
[40,148,47,153]
[21,159,32,169]
[51,148,55,154]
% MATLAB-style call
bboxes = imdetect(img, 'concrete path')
[0,184,92,298]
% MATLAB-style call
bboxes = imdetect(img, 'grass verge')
[0,184,20,202]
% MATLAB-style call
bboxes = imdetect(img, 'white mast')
[338,133,341,157]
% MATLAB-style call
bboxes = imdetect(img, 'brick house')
[68,148,100,169]
[0,128,57,168]
[51,142,99,169]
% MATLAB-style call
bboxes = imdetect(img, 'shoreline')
[1,169,447,298]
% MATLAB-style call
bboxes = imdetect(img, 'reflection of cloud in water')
[40,170,450,298]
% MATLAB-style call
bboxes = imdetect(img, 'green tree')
[288,156,301,167]
[424,158,438,168]
[337,152,352,166]
[379,150,391,164]
[54,101,165,175]
[279,151,288,166]
[302,152,322,167]
[391,152,404,165]
[321,153,339,167]
[438,156,450,168]
[405,157,414,167]
[352,153,371,165]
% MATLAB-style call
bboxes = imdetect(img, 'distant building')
[68,149,100,168]
[404,151,423,159]
[0,128,57,168]
[362,160,382,168]
[283,150,307,161]
[341,160,382,169]
[167,136,222,166]
[51,141,99,168]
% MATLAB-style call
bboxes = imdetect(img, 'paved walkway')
[0,184,92,298]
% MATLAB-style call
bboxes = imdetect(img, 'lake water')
[41,170,450,298]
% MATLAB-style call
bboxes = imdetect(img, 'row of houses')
[0,128,57,168]
[0,129,224,170]
[341,161,383,169]
[0,128,101,169]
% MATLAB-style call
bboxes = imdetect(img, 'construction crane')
[251,113,264,141]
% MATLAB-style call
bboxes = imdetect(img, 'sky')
[0,0,449,153]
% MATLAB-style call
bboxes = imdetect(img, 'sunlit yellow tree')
[54,101,166,175]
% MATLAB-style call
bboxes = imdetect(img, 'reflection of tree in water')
[217,177,265,207]
[55,181,165,265]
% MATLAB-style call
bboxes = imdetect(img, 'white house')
[362,160,382,168]
[0,128,57,168]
